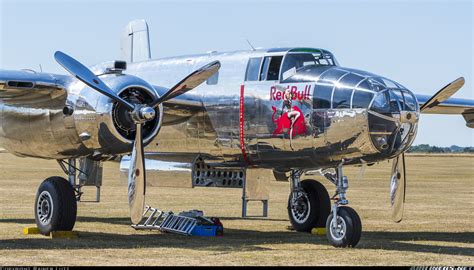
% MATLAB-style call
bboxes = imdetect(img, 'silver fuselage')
[0,48,419,171]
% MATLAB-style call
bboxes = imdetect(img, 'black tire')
[326,206,362,248]
[34,176,77,235]
[287,179,331,232]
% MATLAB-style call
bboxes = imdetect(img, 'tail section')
[121,19,152,63]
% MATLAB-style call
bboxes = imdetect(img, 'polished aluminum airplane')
[1,20,473,247]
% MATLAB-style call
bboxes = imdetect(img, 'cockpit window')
[280,53,336,80]
[260,56,283,81]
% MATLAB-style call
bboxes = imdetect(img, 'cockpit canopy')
[245,48,338,82]
[244,47,418,112]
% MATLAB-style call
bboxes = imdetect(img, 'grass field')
[0,153,473,266]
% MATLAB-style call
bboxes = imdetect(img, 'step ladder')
[131,205,198,235]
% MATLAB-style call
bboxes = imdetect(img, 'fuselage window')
[390,89,404,112]
[402,90,417,111]
[245,57,262,81]
[352,90,374,109]
[371,91,391,114]
[206,71,219,85]
[332,87,353,109]
[260,56,283,81]
[313,83,333,109]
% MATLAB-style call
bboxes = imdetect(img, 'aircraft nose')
[368,86,419,156]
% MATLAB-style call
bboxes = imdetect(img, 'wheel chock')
[23,227,78,238]
[23,227,41,235]
[311,227,326,235]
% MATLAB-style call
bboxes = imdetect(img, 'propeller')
[55,51,220,224]
[128,123,146,223]
[390,153,406,223]
[387,77,464,222]
[55,51,135,110]
[420,77,465,112]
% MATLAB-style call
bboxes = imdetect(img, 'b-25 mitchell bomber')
[1,20,473,247]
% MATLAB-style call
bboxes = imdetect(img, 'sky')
[1,0,473,146]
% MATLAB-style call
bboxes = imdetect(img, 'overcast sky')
[1,0,473,146]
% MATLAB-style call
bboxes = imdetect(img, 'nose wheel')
[326,206,361,248]
[322,161,362,248]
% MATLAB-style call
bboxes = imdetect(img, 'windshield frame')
[280,51,338,81]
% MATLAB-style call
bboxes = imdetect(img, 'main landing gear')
[34,159,81,235]
[287,162,362,248]
[35,176,77,234]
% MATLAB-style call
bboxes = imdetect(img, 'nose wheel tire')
[326,206,362,248]
[287,179,331,232]
[34,176,77,235]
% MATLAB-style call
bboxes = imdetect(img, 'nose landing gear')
[287,161,362,248]
[323,161,362,247]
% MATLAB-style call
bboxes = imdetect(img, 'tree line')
[407,144,474,153]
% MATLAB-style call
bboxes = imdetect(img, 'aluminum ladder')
[131,205,198,235]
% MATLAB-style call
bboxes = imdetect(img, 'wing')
[416,77,474,128]
[416,94,474,114]
[0,69,71,105]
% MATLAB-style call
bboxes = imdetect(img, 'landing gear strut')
[287,170,331,232]
[323,161,362,248]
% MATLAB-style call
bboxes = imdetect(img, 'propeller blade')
[54,51,134,110]
[420,77,465,112]
[127,123,146,224]
[356,160,367,182]
[390,153,406,223]
[149,60,221,108]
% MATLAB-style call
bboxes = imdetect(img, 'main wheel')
[287,179,331,232]
[326,206,362,248]
[34,176,77,235]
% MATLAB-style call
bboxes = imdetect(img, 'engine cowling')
[70,73,163,157]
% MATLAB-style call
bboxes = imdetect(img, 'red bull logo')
[270,85,311,101]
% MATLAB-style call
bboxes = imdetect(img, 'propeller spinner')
[55,51,220,224]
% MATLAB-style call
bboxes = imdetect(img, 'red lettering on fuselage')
[270,85,311,101]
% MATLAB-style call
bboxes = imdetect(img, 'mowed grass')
[0,153,473,266]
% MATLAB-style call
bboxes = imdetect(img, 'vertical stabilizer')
[121,19,152,63]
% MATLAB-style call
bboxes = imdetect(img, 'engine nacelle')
[69,73,163,158]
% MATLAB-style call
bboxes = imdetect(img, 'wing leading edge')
[416,94,474,115]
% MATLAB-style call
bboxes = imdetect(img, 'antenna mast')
[246,39,256,51]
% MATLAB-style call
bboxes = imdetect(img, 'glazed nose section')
[368,88,419,155]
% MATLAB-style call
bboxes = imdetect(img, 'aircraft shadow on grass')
[0,216,473,256]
